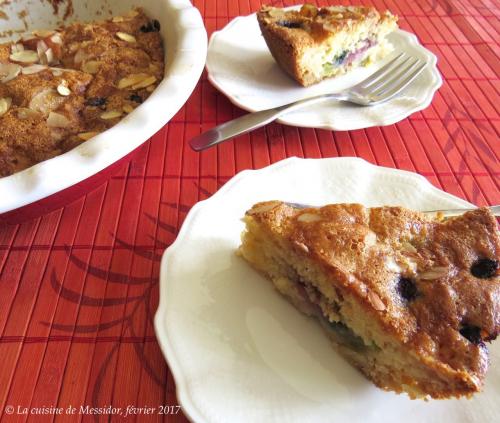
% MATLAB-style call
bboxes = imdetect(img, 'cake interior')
[298,23,395,81]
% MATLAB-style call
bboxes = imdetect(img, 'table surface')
[1,0,499,422]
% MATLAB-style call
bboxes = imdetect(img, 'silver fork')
[190,52,427,151]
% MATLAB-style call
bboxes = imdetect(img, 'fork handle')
[189,93,346,151]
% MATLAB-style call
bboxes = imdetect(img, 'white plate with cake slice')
[155,157,499,423]
[206,7,442,131]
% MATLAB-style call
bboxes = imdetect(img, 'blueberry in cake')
[238,201,500,399]
[257,4,398,86]
[0,8,164,176]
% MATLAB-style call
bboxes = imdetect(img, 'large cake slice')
[257,4,398,86]
[238,201,500,399]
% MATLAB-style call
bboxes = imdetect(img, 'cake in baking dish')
[0,8,164,177]
[257,4,398,86]
[238,201,500,399]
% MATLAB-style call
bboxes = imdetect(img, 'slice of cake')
[257,4,398,86]
[238,201,500,399]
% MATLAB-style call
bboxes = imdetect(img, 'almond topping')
[419,266,449,280]
[117,73,149,89]
[9,50,39,64]
[131,75,156,90]
[50,33,63,44]
[17,107,40,119]
[78,131,99,141]
[368,291,386,311]
[0,63,21,82]
[146,85,155,92]
[116,32,136,43]
[36,39,48,56]
[401,242,418,254]
[46,111,71,128]
[21,64,47,75]
[122,104,134,113]
[247,201,280,215]
[297,212,322,223]
[100,110,122,120]
[39,47,54,65]
[73,48,89,64]
[11,43,24,53]
[82,60,101,74]
[126,9,139,18]
[33,29,54,38]
[0,97,12,116]
[112,16,125,23]
[57,83,71,96]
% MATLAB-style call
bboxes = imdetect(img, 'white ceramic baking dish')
[0,0,206,215]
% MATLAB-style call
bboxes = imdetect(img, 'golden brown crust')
[241,201,500,398]
[0,8,164,177]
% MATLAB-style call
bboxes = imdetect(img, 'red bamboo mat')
[1,0,499,421]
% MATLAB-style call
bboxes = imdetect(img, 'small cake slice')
[238,201,500,399]
[257,4,398,86]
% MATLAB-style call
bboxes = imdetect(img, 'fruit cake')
[238,201,500,399]
[0,8,164,177]
[257,4,398,86]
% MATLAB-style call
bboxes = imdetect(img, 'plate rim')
[154,156,474,423]
[206,11,443,131]
[0,0,207,214]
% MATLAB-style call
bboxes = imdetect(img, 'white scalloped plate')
[206,10,442,130]
[155,157,500,423]
[0,0,207,213]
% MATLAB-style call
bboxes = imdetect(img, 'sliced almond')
[146,85,155,92]
[78,131,99,141]
[50,33,63,44]
[73,48,89,64]
[36,39,48,56]
[17,107,40,120]
[9,50,39,64]
[11,43,24,53]
[81,60,101,74]
[47,111,71,128]
[117,73,149,89]
[125,9,139,18]
[116,32,136,43]
[29,88,66,115]
[21,64,47,75]
[0,97,12,116]
[100,110,122,120]
[247,201,280,215]
[401,241,418,254]
[39,47,54,65]
[297,212,322,223]
[0,62,21,82]
[57,83,71,96]
[419,266,449,280]
[122,104,134,113]
[368,291,386,311]
[112,16,125,23]
[33,29,55,38]
[131,75,156,90]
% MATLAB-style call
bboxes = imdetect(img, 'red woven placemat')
[1,0,498,421]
